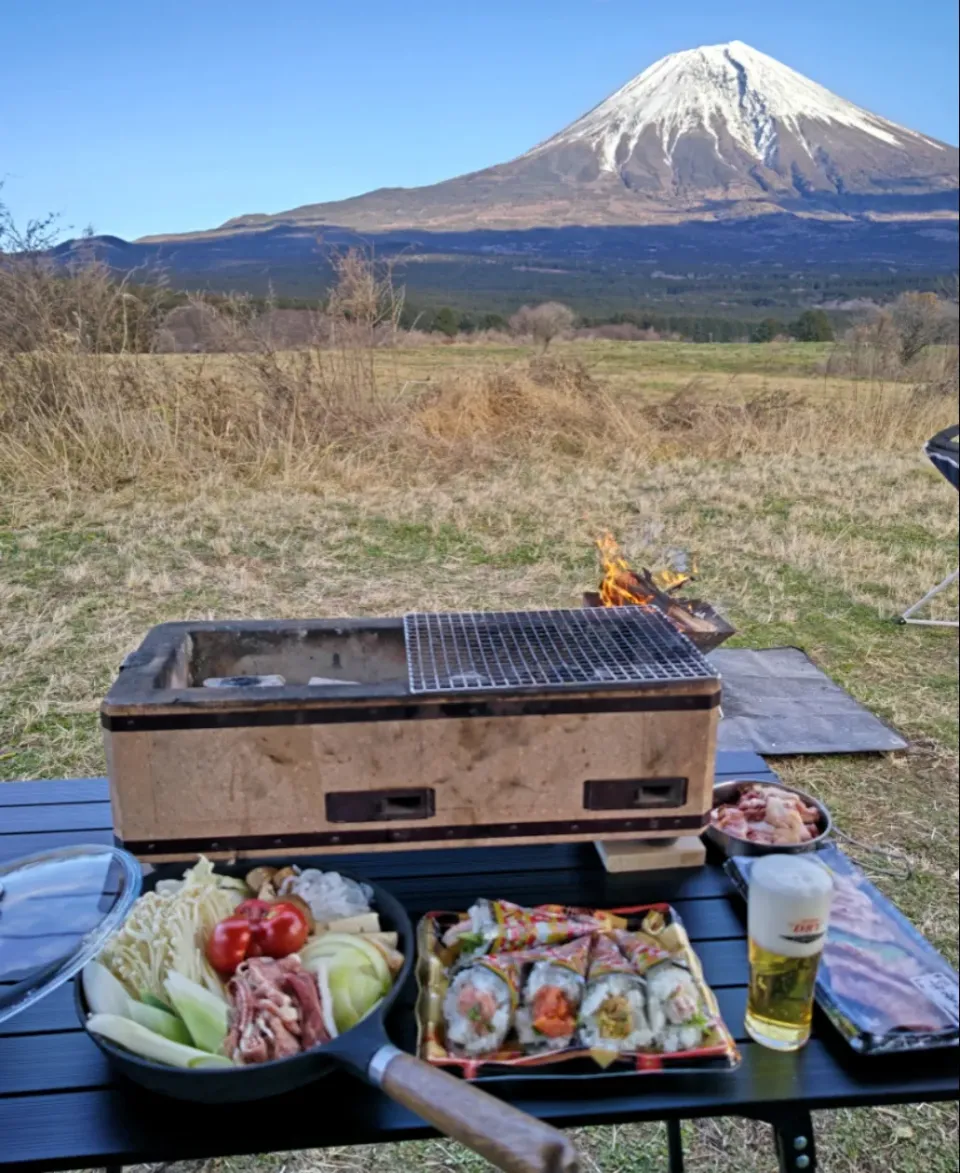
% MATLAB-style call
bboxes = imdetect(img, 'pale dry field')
[1,340,957,1172]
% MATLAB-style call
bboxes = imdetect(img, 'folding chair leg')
[898,567,959,627]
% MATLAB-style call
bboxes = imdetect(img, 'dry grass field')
[1,333,957,1173]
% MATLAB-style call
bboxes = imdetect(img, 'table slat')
[1,1038,956,1173]
[0,830,114,860]
[0,779,109,807]
[0,831,747,910]
[0,804,114,834]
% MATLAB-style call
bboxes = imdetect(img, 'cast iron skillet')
[76,863,578,1173]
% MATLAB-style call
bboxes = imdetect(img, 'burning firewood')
[590,532,733,649]
[595,533,696,606]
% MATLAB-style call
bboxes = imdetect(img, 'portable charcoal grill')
[103,608,721,863]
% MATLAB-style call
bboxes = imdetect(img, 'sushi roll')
[578,934,653,1055]
[515,937,590,1053]
[645,961,707,1053]
[443,954,519,1056]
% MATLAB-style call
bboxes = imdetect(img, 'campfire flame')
[596,532,651,607]
[595,533,697,607]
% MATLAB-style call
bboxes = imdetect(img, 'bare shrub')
[890,291,956,365]
[509,302,576,351]
[0,213,167,357]
[325,248,403,345]
[155,301,240,353]
[826,292,958,383]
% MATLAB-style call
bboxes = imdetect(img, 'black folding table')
[1,753,957,1173]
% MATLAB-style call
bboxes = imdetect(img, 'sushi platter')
[416,898,740,1078]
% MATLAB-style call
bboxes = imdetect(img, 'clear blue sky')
[2,0,957,241]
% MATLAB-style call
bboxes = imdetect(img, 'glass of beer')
[745,854,833,1051]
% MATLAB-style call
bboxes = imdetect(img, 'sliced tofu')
[364,931,399,949]
[324,912,381,935]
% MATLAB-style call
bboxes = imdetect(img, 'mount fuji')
[179,40,957,237]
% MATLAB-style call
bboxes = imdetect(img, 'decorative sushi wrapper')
[436,899,628,966]
[510,933,593,975]
[416,900,740,1079]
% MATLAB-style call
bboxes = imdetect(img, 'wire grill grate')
[403,607,717,695]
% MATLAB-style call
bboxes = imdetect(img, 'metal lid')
[0,844,141,1026]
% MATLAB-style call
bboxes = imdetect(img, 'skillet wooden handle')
[377,1049,579,1173]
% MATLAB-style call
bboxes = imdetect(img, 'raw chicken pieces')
[711,785,821,846]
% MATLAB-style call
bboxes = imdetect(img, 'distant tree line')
[576,308,836,343]
[399,304,509,335]
[749,310,835,343]
[579,310,751,342]
[3,196,955,354]
[391,301,841,343]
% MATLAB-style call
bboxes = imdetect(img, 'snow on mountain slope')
[526,41,946,174]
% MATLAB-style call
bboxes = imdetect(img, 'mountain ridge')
[137,39,957,242]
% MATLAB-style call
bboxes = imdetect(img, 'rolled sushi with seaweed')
[514,936,590,1053]
[645,961,707,1054]
[443,953,520,1056]
[579,934,653,1057]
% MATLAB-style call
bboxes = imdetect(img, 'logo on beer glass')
[781,916,825,946]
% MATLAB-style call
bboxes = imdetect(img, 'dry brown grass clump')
[0,246,955,491]
[0,344,952,490]
[645,381,949,459]
[408,357,609,457]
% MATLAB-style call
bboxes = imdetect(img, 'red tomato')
[206,916,252,976]
[232,899,309,958]
[257,902,309,958]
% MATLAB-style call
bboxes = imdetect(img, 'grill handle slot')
[583,777,688,811]
[326,788,436,823]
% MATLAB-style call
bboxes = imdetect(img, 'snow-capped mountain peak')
[526,40,945,174]
[205,40,957,234]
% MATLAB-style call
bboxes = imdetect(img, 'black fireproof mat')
[708,646,908,756]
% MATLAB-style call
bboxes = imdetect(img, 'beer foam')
[748,855,833,958]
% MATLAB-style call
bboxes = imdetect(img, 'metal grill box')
[102,610,721,862]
